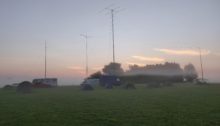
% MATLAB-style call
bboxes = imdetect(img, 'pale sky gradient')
[0,0,220,86]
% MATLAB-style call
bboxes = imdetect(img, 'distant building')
[32,78,58,88]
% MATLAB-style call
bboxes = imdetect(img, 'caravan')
[32,78,58,88]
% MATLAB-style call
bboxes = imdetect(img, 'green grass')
[0,84,220,126]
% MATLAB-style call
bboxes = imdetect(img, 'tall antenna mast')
[44,40,47,79]
[81,34,90,77]
[111,9,115,63]
[101,5,124,63]
[199,48,204,81]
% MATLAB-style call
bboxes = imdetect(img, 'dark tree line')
[89,62,198,83]
[126,62,183,76]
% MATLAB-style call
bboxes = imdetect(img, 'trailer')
[99,75,121,87]
[32,78,58,88]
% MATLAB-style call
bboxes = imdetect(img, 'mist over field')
[1,0,220,87]
[1,1,220,125]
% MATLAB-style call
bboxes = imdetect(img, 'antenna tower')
[81,34,91,77]
[199,48,204,81]
[101,4,124,63]
[44,40,47,79]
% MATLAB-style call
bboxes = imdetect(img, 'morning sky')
[0,0,220,86]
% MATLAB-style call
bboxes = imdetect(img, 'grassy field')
[0,84,220,126]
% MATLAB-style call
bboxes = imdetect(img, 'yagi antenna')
[99,4,115,13]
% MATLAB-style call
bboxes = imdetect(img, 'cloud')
[126,62,146,66]
[154,48,210,56]
[66,66,86,76]
[67,66,84,70]
[132,55,165,62]
[67,66,103,75]
[68,66,103,71]
[213,52,220,56]
[91,66,103,71]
